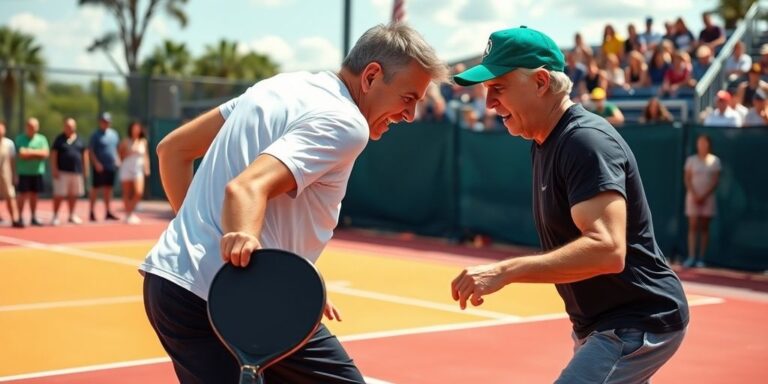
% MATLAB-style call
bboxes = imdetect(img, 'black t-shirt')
[531,104,689,338]
[52,133,86,173]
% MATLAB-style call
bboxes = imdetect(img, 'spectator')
[672,17,696,52]
[584,58,608,93]
[15,117,49,226]
[661,50,692,97]
[683,134,721,268]
[51,117,88,225]
[0,120,22,228]
[118,121,150,224]
[565,50,588,101]
[662,21,676,44]
[734,63,768,108]
[641,16,663,56]
[459,105,484,131]
[416,82,447,122]
[588,87,625,126]
[691,45,714,85]
[759,44,768,77]
[89,112,121,221]
[723,41,751,82]
[624,23,647,57]
[698,12,726,52]
[743,88,768,126]
[601,24,625,60]
[703,90,742,127]
[625,50,650,89]
[648,46,671,87]
[604,53,626,89]
[639,97,674,123]
[572,32,594,64]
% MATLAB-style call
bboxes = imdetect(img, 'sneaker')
[30,218,44,226]
[12,221,24,228]
[90,212,97,222]
[105,212,120,221]
[69,215,83,225]
[126,214,141,225]
[51,217,61,226]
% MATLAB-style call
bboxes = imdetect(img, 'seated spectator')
[661,51,692,97]
[639,97,674,123]
[641,16,663,57]
[584,58,608,93]
[724,41,752,82]
[588,87,625,126]
[624,23,647,58]
[743,88,768,126]
[459,105,484,132]
[672,17,696,53]
[703,90,742,127]
[601,24,625,60]
[698,12,726,52]
[691,45,714,85]
[625,50,650,89]
[604,53,626,89]
[648,46,671,87]
[572,32,594,65]
[734,63,768,108]
[416,82,447,122]
[565,50,588,102]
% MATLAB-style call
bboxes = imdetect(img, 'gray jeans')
[555,327,686,384]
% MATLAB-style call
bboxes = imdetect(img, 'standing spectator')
[698,12,726,52]
[118,121,150,224]
[641,16,663,57]
[51,117,88,225]
[639,97,674,123]
[724,41,752,82]
[734,63,768,108]
[15,117,49,226]
[572,32,593,65]
[601,24,625,60]
[703,90,742,127]
[743,88,768,126]
[89,112,120,221]
[624,23,647,58]
[0,120,22,227]
[684,134,721,268]
[588,87,625,126]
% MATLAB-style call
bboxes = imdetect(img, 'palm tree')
[141,40,191,77]
[0,27,45,133]
[716,0,758,29]
[194,39,278,80]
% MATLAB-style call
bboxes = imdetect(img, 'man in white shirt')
[703,90,743,127]
[140,23,447,383]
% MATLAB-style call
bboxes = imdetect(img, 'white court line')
[0,235,139,266]
[0,295,142,312]
[0,357,391,383]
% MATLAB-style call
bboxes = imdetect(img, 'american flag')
[392,0,406,23]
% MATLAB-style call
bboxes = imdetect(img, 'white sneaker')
[51,217,61,226]
[126,214,141,225]
[68,215,83,225]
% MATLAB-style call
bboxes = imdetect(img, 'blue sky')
[1,0,718,74]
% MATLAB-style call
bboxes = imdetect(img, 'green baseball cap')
[454,26,565,86]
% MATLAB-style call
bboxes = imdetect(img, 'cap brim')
[454,64,515,86]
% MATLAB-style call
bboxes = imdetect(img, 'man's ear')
[535,69,551,97]
[361,62,383,93]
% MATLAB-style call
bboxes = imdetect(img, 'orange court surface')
[1,200,767,383]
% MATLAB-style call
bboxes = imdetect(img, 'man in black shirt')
[450,26,689,383]
[51,117,88,225]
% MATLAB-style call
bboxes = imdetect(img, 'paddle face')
[207,249,326,376]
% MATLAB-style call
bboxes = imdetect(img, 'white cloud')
[8,13,49,35]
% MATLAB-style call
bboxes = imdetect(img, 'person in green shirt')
[15,117,49,226]
[588,87,625,127]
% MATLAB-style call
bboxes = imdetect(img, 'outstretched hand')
[451,263,506,310]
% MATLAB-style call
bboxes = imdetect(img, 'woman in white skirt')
[118,121,150,224]
[683,134,721,268]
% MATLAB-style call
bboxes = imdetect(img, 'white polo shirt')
[140,71,369,300]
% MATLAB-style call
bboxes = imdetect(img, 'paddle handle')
[239,364,264,384]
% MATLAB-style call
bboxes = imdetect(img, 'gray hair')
[343,23,449,83]
[518,67,573,97]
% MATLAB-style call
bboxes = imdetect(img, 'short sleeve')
[560,128,628,207]
[6,139,15,157]
[261,113,368,197]
[712,156,722,172]
[219,96,240,120]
